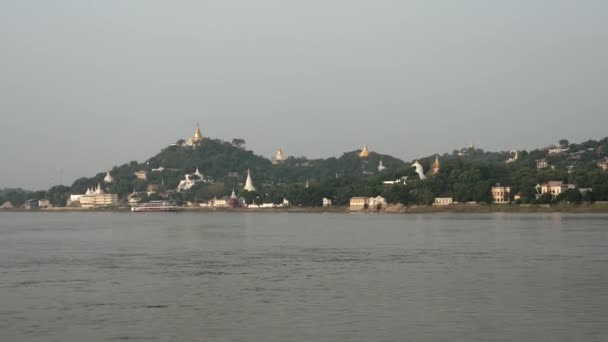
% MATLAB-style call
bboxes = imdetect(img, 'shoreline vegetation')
[3,203,608,214]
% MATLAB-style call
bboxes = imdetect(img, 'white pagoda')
[104,171,114,183]
[272,148,286,164]
[377,160,386,172]
[243,169,256,192]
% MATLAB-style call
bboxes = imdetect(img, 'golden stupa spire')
[193,123,202,143]
[359,144,370,158]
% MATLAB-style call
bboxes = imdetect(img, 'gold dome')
[359,145,370,158]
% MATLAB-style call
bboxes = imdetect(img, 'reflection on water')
[1,212,607,341]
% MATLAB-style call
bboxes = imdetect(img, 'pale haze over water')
[1,1,608,189]
[1,212,607,341]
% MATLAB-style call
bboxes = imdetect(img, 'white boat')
[131,201,181,212]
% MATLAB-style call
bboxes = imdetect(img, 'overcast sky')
[1,1,607,189]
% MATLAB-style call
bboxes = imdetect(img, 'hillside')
[2,136,608,208]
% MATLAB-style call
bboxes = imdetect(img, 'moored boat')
[131,201,181,212]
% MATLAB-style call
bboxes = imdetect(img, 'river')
[1,212,607,341]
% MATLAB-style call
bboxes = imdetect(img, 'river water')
[0,212,607,341]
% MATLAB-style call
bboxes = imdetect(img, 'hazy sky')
[1,1,607,189]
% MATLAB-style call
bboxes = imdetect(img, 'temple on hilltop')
[243,169,256,192]
[359,145,370,158]
[427,155,440,176]
[183,123,203,147]
[272,148,286,164]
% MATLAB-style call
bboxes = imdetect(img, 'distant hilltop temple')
[272,148,286,164]
[359,145,370,158]
[182,123,203,147]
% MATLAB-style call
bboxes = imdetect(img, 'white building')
[598,158,608,171]
[349,197,368,210]
[38,199,51,208]
[79,184,118,208]
[176,167,206,192]
[134,171,147,181]
[491,185,511,204]
[383,176,408,186]
[537,159,548,169]
[211,198,229,208]
[548,147,569,155]
[368,196,387,209]
[323,198,332,207]
[67,194,84,206]
[433,197,453,206]
[540,181,575,198]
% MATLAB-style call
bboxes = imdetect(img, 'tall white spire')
[94,183,105,195]
[243,169,256,192]
[104,171,114,183]
[377,160,386,172]
[194,166,203,179]
[231,189,237,199]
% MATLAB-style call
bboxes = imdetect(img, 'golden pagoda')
[359,144,370,158]
[272,148,286,164]
[193,123,202,144]
[429,155,440,176]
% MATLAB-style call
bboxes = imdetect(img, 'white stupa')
[377,160,386,172]
[104,171,114,183]
[193,166,203,179]
[231,189,238,199]
[243,169,256,192]
[94,183,105,195]
[272,148,286,164]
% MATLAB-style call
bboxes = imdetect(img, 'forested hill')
[2,136,608,207]
[65,137,407,203]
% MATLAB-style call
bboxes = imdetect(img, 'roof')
[0,201,14,209]
[546,181,564,186]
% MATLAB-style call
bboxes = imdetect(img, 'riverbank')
[2,203,608,214]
